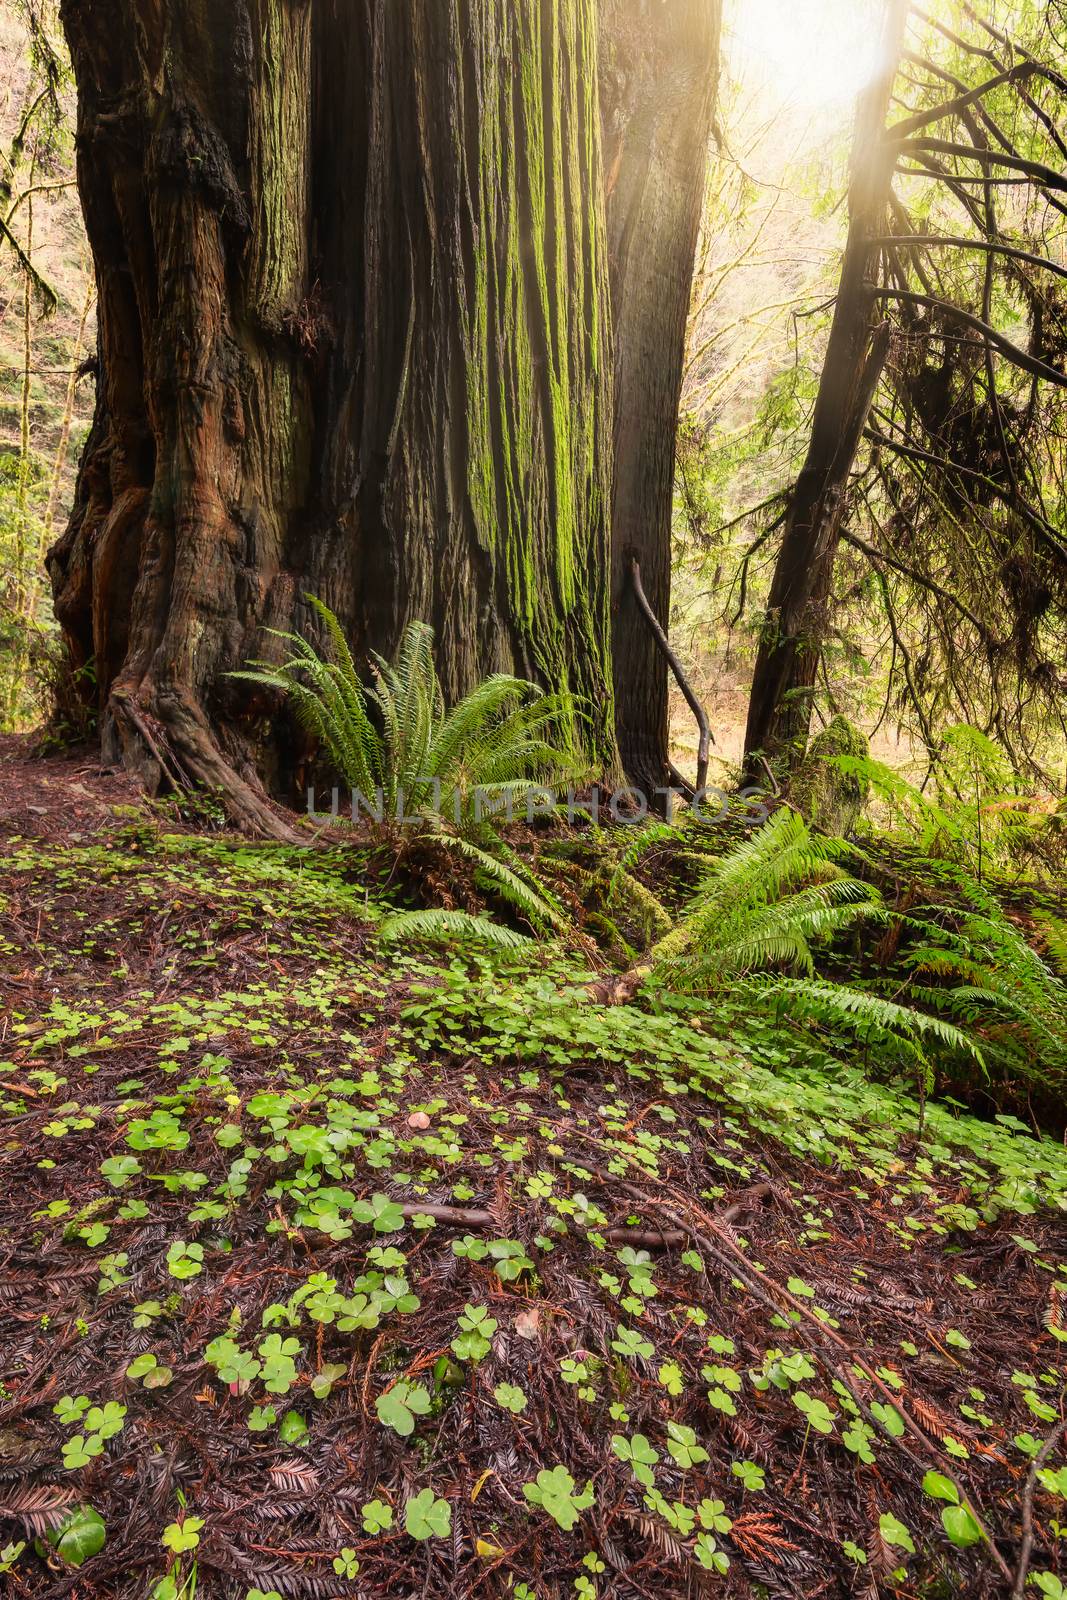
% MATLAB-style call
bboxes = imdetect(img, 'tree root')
[109,684,304,844]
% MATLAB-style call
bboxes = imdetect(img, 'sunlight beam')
[727,0,884,110]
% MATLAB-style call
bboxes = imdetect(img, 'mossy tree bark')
[51,0,617,828]
[599,0,720,793]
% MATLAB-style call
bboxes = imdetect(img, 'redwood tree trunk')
[599,0,720,793]
[50,0,617,827]
[742,0,907,779]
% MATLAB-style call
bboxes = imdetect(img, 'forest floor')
[1,737,1066,1600]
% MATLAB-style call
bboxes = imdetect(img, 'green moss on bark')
[450,0,614,759]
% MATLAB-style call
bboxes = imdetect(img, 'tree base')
[102,685,302,843]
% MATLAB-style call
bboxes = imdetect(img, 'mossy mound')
[790,715,870,836]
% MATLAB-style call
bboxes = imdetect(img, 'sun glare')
[727,0,884,111]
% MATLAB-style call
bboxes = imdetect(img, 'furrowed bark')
[599,0,721,794]
[313,0,617,763]
[50,0,619,823]
[50,0,316,833]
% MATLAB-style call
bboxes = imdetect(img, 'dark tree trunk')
[742,0,907,780]
[599,0,720,794]
[50,0,318,831]
[50,0,617,828]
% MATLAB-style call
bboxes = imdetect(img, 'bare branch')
[630,559,713,789]
[869,233,1067,281]
[892,137,1067,191]
[863,425,1067,557]
[886,63,1035,139]
[841,530,996,640]
[870,286,1067,387]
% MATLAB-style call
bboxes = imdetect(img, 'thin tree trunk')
[12,277,94,647]
[50,0,617,828]
[38,277,95,579]
[599,0,721,793]
[742,0,908,778]
[14,183,35,620]
[5,271,94,726]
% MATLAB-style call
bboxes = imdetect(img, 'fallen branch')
[587,964,652,1008]
[398,1184,773,1246]
[605,1171,1015,1586]
[400,1203,492,1227]
[630,558,713,791]
[603,1183,772,1246]
[667,762,696,802]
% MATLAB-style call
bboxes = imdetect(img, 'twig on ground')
[398,1182,772,1246]
[1012,1407,1067,1598]
[600,1168,1016,1586]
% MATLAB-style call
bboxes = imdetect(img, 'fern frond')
[233,602,576,936]
[645,811,880,986]
[753,978,986,1068]
[438,830,566,931]
[609,819,681,890]
[377,909,534,949]
[1036,915,1067,978]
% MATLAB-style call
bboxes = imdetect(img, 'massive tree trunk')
[742,0,908,780]
[599,0,720,793]
[50,0,616,828]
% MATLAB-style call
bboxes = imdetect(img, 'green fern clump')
[890,876,1067,1098]
[833,728,1042,877]
[234,598,576,828]
[1038,913,1067,977]
[646,808,877,985]
[233,598,578,935]
[629,808,980,1077]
